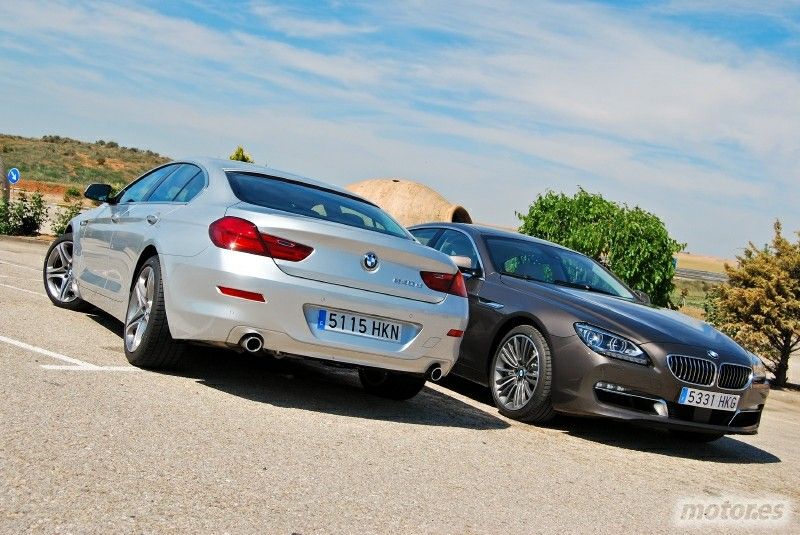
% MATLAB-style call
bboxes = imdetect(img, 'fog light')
[653,400,669,417]
[594,381,628,392]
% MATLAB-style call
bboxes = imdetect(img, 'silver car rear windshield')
[226,172,409,239]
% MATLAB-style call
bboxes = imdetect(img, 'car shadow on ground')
[440,375,781,464]
[172,345,509,431]
[85,312,507,429]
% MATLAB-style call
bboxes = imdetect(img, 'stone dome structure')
[346,178,472,227]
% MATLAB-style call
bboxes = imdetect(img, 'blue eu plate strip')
[317,310,327,330]
[679,387,688,403]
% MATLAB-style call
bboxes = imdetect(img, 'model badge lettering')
[393,277,422,288]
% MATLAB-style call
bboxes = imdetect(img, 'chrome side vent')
[667,355,716,387]
[718,364,752,390]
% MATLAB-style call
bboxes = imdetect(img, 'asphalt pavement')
[1,236,798,534]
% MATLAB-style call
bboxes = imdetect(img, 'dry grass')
[0,133,169,189]
[675,252,734,273]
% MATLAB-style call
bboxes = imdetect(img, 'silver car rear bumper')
[160,247,469,375]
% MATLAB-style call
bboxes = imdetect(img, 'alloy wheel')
[45,241,79,303]
[125,266,155,352]
[493,334,540,410]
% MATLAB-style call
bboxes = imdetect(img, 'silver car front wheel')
[42,234,89,311]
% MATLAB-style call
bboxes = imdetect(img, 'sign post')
[0,157,8,205]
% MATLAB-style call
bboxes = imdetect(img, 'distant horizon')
[1,1,798,257]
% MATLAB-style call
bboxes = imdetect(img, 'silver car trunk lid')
[226,204,456,303]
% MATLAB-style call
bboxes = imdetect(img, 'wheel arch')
[129,245,160,292]
[485,313,552,375]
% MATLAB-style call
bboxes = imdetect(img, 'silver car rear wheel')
[125,266,155,352]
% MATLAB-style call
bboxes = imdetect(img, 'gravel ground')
[1,237,798,534]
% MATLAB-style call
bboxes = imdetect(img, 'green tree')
[229,146,254,163]
[705,221,799,387]
[517,188,684,307]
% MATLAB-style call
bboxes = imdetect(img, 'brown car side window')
[434,230,480,269]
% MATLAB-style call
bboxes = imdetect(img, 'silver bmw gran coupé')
[43,158,469,399]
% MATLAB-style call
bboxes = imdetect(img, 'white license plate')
[678,387,739,412]
[316,309,402,343]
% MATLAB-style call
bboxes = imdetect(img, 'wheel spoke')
[499,347,516,369]
[495,374,516,388]
[58,274,72,301]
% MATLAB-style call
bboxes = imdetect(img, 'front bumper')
[550,336,770,435]
[159,247,469,376]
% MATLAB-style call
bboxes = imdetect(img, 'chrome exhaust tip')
[427,364,443,382]
[240,334,264,353]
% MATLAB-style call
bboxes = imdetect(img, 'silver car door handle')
[111,214,120,223]
[146,215,159,225]
[477,297,504,309]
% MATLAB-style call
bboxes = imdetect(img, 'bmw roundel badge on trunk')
[363,252,379,271]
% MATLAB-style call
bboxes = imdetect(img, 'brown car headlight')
[574,323,650,365]
[749,352,767,383]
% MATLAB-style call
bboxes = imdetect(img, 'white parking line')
[0,334,139,372]
[0,259,40,272]
[0,283,44,296]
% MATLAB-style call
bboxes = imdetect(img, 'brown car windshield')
[485,236,635,300]
[226,172,409,239]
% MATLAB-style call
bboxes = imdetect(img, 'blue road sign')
[7,168,20,185]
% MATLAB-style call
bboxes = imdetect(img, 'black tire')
[669,430,725,443]
[42,233,91,311]
[489,325,555,423]
[358,368,427,400]
[123,255,184,369]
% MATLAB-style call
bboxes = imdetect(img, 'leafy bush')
[0,192,49,236]
[52,202,83,235]
[63,186,82,201]
[106,141,119,148]
[96,139,106,145]
[97,156,106,166]
[517,188,685,307]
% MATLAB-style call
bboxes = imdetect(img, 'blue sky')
[1,0,799,257]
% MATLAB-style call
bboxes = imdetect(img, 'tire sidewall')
[124,256,163,362]
[489,325,552,419]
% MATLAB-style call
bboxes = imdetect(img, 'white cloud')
[251,3,378,38]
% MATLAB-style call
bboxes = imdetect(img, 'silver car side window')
[117,164,180,204]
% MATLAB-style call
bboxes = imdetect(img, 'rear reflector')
[447,329,464,337]
[217,286,265,302]
[209,216,313,262]
[420,270,468,298]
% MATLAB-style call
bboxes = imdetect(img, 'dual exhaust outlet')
[240,333,444,382]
